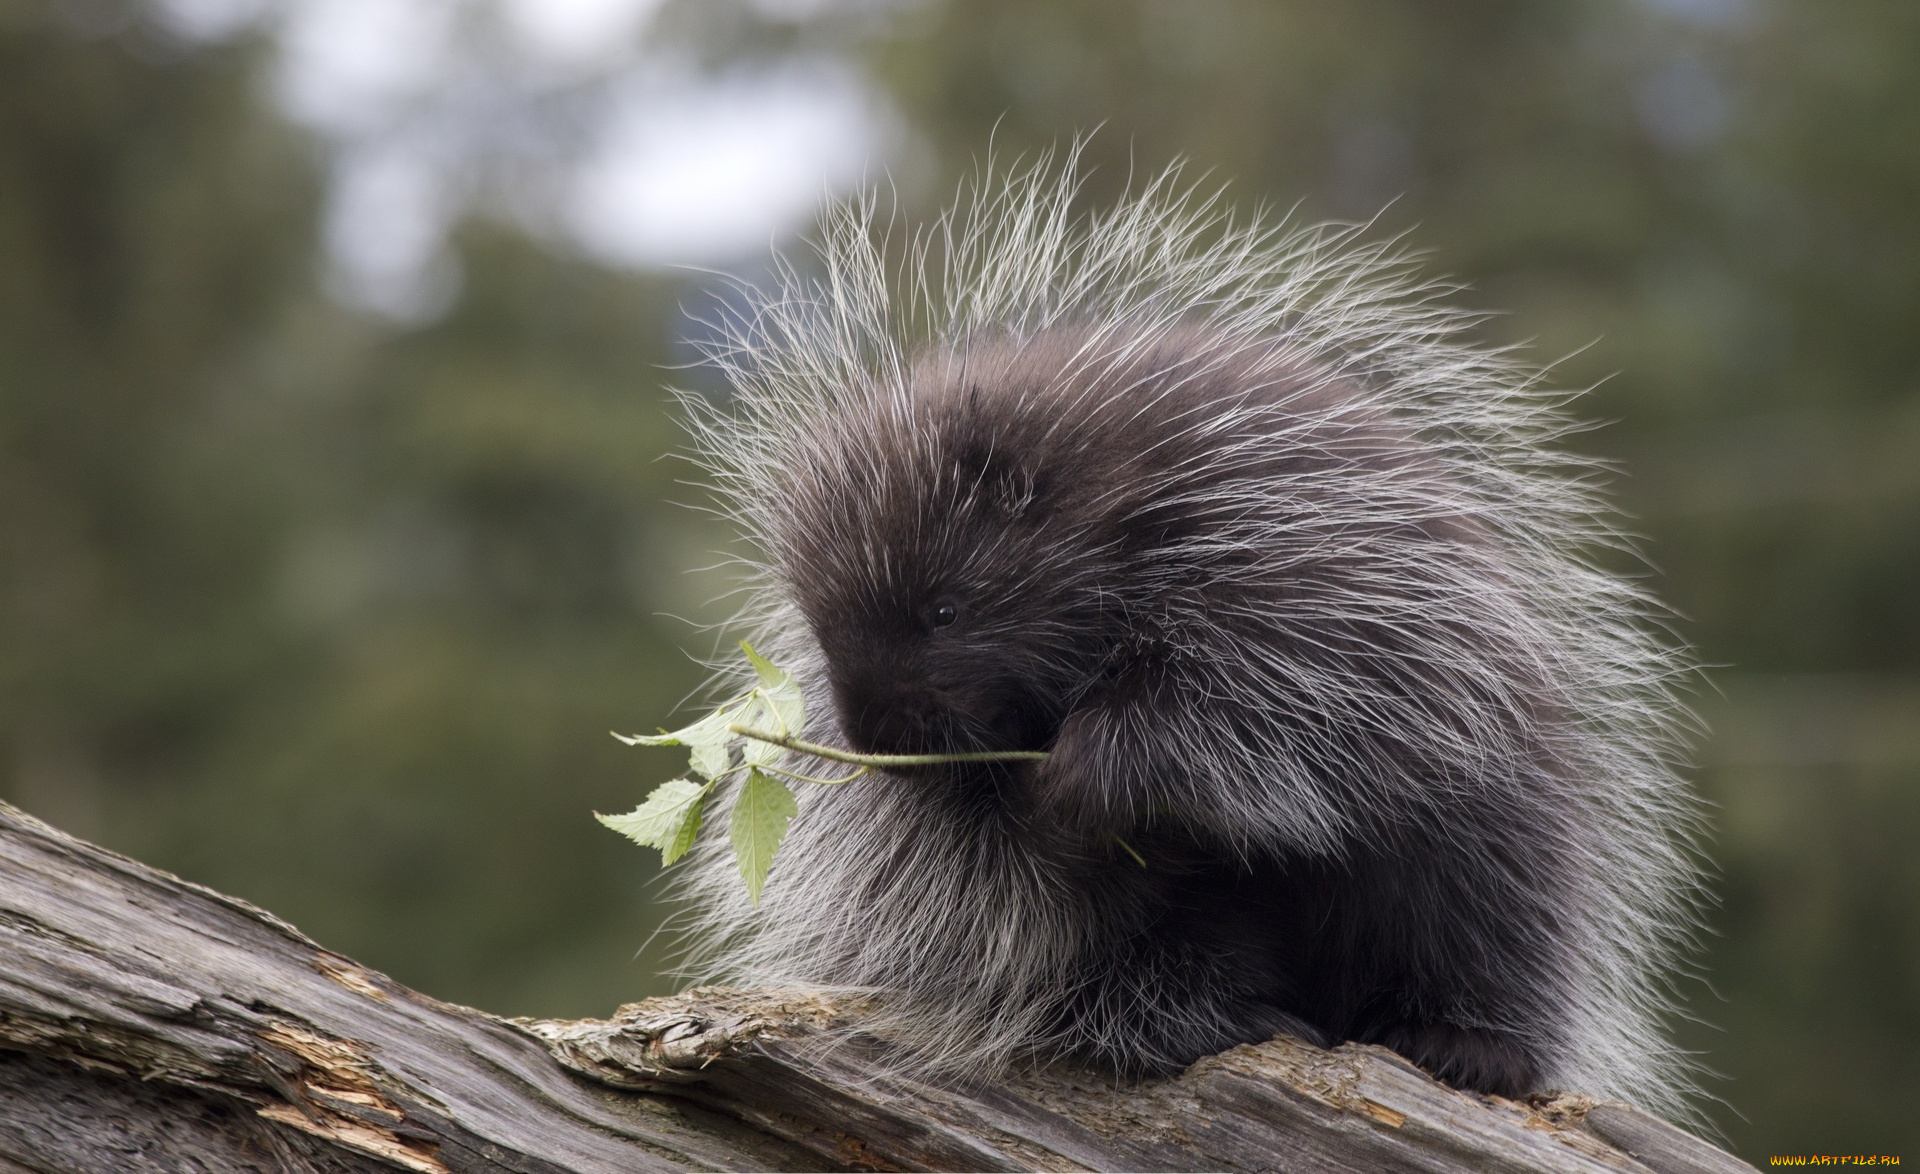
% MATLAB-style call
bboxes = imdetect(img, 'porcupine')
[669,156,1708,1117]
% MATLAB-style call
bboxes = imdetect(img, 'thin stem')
[728,725,1049,768]
[761,763,871,787]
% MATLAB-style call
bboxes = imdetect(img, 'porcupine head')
[670,152,1708,1122]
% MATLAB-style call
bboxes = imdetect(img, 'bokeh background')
[3,0,1915,1160]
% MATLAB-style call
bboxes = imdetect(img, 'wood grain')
[0,801,1753,1173]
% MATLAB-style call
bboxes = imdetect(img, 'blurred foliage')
[0,0,721,1017]
[2,0,1916,1163]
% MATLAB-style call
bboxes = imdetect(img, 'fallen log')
[0,800,1752,1173]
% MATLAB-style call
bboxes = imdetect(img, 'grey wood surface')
[0,800,1754,1173]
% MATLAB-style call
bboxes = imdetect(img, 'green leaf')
[597,779,709,865]
[613,706,735,780]
[729,767,798,904]
[763,680,805,738]
[739,696,783,767]
[741,641,806,736]
[739,640,785,686]
[679,708,737,779]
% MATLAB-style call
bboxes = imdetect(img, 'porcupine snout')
[833,670,948,757]
[829,653,1065,762]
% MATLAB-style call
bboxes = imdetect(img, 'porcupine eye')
[930,600,959,629]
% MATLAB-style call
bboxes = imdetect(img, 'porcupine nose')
[834,673,945,757]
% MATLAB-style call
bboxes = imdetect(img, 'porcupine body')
[673,159,1707,1116]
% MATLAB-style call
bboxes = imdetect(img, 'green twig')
[761,763,871,787]
[729,725,1048,768]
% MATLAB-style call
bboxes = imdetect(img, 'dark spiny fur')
[674,158,1706,1118]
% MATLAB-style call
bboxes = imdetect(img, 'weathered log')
[0,800,1752,1173]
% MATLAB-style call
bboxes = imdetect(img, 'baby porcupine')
[672,158,1708,1117]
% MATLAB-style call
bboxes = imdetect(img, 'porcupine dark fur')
[668,154,1709,1118]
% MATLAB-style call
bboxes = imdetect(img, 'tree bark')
[0,800,1752,1174]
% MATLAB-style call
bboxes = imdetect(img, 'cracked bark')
[0,801,1752,1174]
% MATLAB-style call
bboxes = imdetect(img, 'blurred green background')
[2,0,1914,1161]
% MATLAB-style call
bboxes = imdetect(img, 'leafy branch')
[596,642,1048,902]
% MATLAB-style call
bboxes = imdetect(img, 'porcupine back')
[668,156,1708,1120]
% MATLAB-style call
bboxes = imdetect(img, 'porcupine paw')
[1371,1021,1540,1098]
